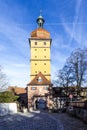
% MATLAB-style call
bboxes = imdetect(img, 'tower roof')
[27,72,51,85]
[30,14,50,39]
[31,28,50,39]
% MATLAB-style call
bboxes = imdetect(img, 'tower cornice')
[29,38,52,46]
[29,38,52,41]
[30,59,51,61]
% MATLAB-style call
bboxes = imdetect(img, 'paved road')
[0,111,87,130]
[50,112,87,130]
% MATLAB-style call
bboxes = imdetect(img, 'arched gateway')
[35,98,46,110]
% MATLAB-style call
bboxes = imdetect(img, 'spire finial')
[36,11,45,28]
[40,10,42,16]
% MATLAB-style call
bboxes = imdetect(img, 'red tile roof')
[8,86,26,95]
[27,72,51,85]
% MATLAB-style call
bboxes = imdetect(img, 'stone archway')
[34,97,47,110]
[37,98,46,110]
[34,99,38,110]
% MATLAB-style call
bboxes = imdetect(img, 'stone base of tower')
[27,72,53,111]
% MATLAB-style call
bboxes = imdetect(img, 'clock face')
[38,76,42,82]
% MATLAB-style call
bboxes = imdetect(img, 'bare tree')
[56,65,73,87]
[56,48,87,88]
[67,48,87,88]
[0,65,8,91]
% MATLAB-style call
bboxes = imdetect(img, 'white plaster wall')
[0,103,17,116]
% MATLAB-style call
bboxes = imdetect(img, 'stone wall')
[0,103,17,116]
[67,107,87,123]
[75,108,87,123]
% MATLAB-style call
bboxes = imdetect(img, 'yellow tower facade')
[29,15,52,81]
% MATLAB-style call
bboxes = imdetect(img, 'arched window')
[37,77,42,82]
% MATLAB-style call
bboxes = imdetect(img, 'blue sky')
[0,0,87,87]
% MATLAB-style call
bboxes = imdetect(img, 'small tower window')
[35,49,37,51]
[35,42,37,45]
[44,56,46,58]
[44,42,46,45]
[44,49,46,51]
[44,71,46,73]
[44,86,48,90]
[35,63,37,65]
[35,56,37,58]
[44,63,46,65]
[35,71,37,73]
[31,87,37,90]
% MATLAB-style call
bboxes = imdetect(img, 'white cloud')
[12,63,29,68]
[51,33,74,81]
[3,63,30,87]
[0,3,31,87]
[62,22,87,47]
[0,21,29,52]
[61,0,87,48]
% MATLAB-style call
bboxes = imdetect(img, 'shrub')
[0,91,19,103]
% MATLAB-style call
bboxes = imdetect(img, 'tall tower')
[29,15,52,81]
[27,15,53,111]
